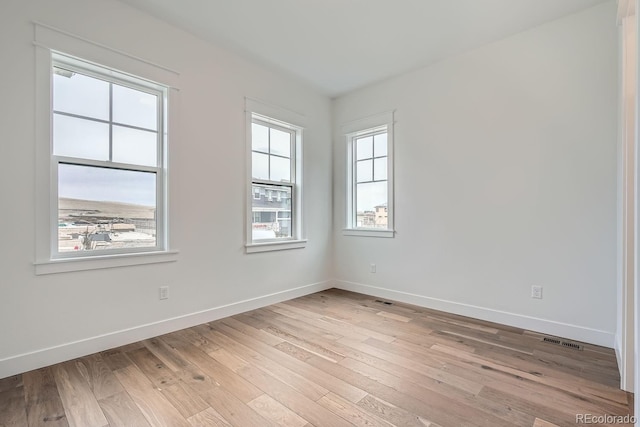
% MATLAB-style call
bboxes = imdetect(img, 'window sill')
[342,229,395,238]
[246,239,307,253]
[34,250,179,275]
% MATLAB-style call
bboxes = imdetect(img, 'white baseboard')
[0,280,333,379]
[334,280,615,348]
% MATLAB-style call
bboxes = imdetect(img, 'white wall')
[0,0,333,378]
[333,2,619,346]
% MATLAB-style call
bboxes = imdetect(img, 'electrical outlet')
[531,285,542,299]
[370,263,376,273]
[159,286,169,300]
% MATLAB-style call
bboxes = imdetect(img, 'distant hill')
[59,198,155,219]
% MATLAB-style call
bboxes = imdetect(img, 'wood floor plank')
[207,347,250,372]
[273,341,315,361]
[337,336,484,396]
[258,322,345,363]
[195,323,331,402]
[431,343,630,415]
[376,310,412,322]
[237,364,352,427]
[160,331,263,404]
[143,336,193,373]
[356,394,440,427]
[0,375,22,393]
[247,394,309,427]
[277,302,396,343]
[477,386,571,427]
[325,331,536,426]
[52,361,108,427]
[317,392,394,427]
[533,419,560,427]
[97,390,151,427]
[237,309,349,357]
[270,307,365,343]
[339,356,533,426]
[208,319,368,403]
[113,364,191,427]
[174,328,221,353]
[435,330,533,355]
[100,349,132,371]
[74,353,123,400]
[161,381,211,419]
[187,407,231,427]
[223,314,285,346]
[0,383,29,427]
[259,307,345,341]
[307,354,515,427]
[176,365,278,427]
[126,346,209,418]
[127,346,177,388]
[353,318,475,351]
[23,367,68,427]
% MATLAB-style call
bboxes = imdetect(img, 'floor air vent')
[542,336,583,351]
[374,299,393,305]
[561,341,583,350]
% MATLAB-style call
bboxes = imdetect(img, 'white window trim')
[342,229,395,238]
[244,98,306,253]
[343,111,395,238]
[34,23,179,274]
[34,251,179,275]
[246,240,308,254]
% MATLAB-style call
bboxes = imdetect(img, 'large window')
[345,112,394,237]
[51,55,167,257]
[246,102,305,252]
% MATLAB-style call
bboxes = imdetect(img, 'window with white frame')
[345,112,394,237]
[51,54,167,257]
[246,104,305,252]
[250,116,295,241]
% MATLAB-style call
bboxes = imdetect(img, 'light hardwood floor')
[0,289,633,427]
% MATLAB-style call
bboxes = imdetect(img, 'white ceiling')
[119,0,610,97]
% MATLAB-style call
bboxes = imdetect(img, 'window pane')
[113,84,158,131]
[270,128,291,157]
[270,155,291,182]
[252,152,269,180]
[356,159,373,183]
[53,114,109,161]
[112,126,158,167]
[356,136,373,160]
[53,70,109,120]
[374,157,387,181]
[252,123,269,153]
[374,133,388,157]
[252,183,292,240]
[58,164,157,253]
[356,181,387,228]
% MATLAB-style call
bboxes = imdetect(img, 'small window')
[250,117,296,242]
[344,113,394,237]
[51,55,167,257]
[244,98,306,252]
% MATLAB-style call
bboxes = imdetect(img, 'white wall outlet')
[531,285,542,299]
[159,286,169,300]
[370,263,376,273]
